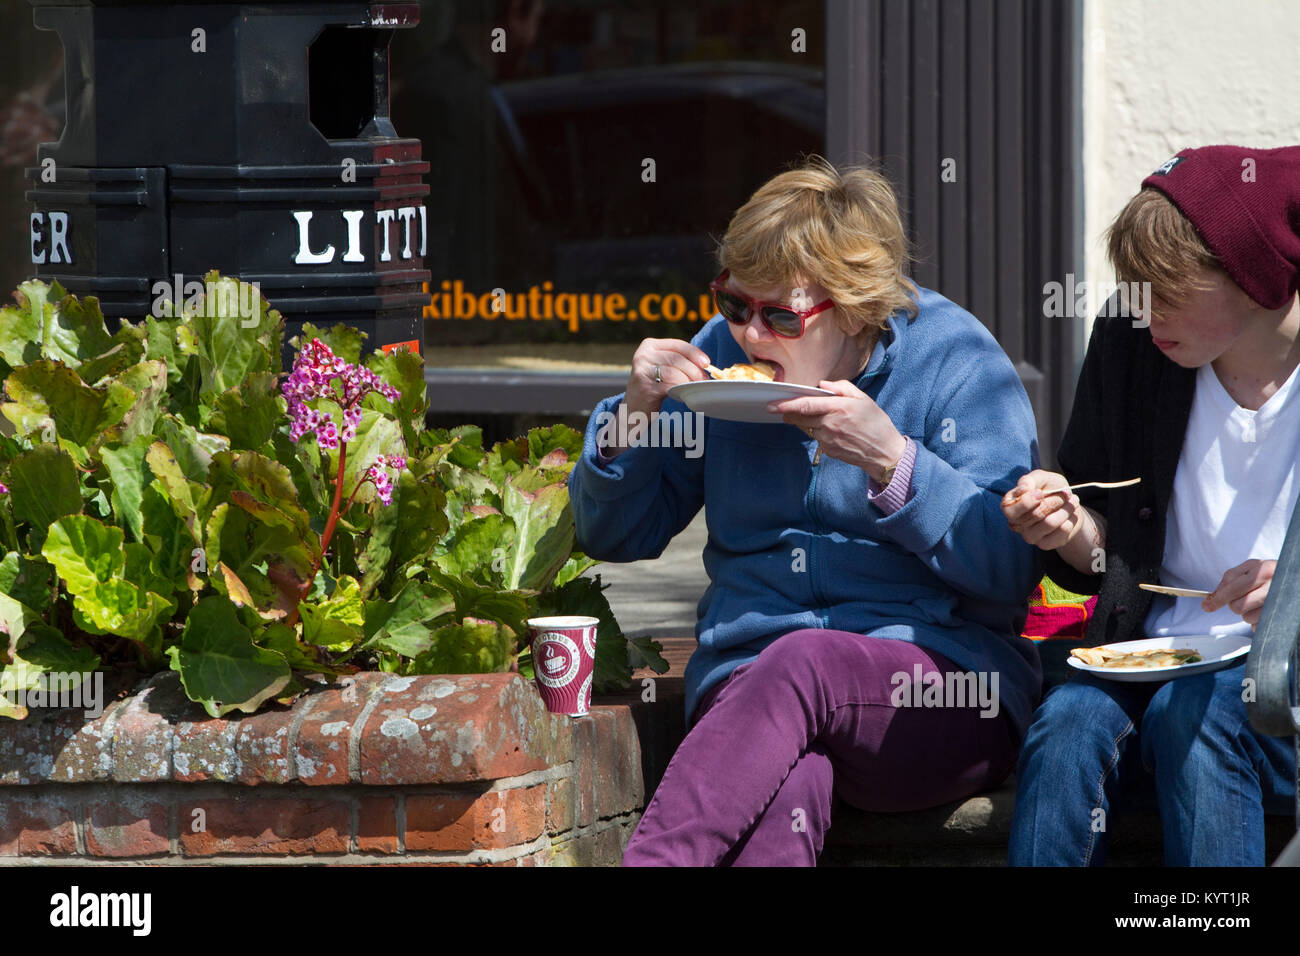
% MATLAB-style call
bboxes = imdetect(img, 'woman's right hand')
[1000,470,1096,552]
[624,338,713,418]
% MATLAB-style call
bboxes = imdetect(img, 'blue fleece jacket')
[567,286,1045,741]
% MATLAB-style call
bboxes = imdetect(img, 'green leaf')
[407,618,514,675]
[433,513,515,587]
[143,316,183,386]
[141,481,197,589]
[321,405,405,508]
[355,482,399,598]
[38,289,115,369]
[362,579,457,657]
[3,444,83,549]
[146,440,211,541]
[228,450,304,511]
[185,274,283,404]
[0,589,43,652]
[100,436,154,542]
[256,622,349,677]
[164,595,292,718]
[392,473,448,572]
[42,514,176,643]
[300,574,365,652]
[0,624,102,720]
[0,553,53,613]
[292,322,364,366]
[0,281,48,370]
[99,359,168,446]
[73,322,148,386]
[482,437,528,489]
[553,551,599,589]
[208,371,283,450]
[272,431,328,517]
[362,346,426,449]
[40,514,123,596]
[68,578,174,645]
[123,541,175,601]
[2,359,106,447]
[499,474,574,592]
[423,566,530,641]
[154,413,227,482]
[527,423,584,465]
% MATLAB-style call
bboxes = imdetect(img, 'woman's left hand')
[768,380,908,483]
[1202,558,1276,627]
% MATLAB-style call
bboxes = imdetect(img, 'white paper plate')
[667,380,834,423]
[1065,634,1251,682]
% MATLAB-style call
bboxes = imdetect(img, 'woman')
[1002,144,1300,866]
[568,156,1042,866]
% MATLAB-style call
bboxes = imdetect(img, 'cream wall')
[1081,0,1300,343]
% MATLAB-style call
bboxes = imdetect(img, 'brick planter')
[0,671,683,866]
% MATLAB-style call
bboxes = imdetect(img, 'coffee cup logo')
[534,633,580,688]
[583,626,597,659]
[578,672,593,714]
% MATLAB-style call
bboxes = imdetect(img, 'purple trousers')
[621,628,1020,866]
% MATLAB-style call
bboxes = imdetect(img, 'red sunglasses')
[709,270,834,338]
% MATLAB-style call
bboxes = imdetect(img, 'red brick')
[178,797,349,856]
[86,796,170,857]
[47,701,125,782]
[359,674,570,785]
[546,775,575,834]
[592,709,622,819]
[232,706,296,785]
[172,715,240,782]
[0,709,50,784]
[406,784,545,851]
[294,674,389,786]
[0,794,78,855]
[111,687,176,782]
[574,715,597,827]
[357,796,398,853]
[594,823,628,866]
[610,708,646,815]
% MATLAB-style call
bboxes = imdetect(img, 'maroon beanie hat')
[1140,145,1300,309]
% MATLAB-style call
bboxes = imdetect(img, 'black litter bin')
[24,0,430,366]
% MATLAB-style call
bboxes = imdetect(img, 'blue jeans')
[1008,662,1296,865]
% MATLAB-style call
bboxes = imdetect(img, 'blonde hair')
[717,155,918,344]
[1107,187,1222,310]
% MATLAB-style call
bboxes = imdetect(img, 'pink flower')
[282,338,404,452]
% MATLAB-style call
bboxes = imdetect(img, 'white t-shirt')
[1144,359,1300,638]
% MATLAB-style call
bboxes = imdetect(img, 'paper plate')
[667,380,833,423]
[1065,634,1251,682]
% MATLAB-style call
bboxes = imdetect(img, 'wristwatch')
[877,438,908,487]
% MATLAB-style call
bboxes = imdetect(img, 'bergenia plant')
[281,338,406,624]
[0,274,666,721]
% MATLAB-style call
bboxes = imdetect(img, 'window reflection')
[391,0,825,369]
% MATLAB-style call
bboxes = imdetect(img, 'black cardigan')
[1042,311,1197,646]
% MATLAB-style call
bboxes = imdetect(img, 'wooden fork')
[1007,477,1141,505]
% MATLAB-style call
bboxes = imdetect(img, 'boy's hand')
[1000,470,1089,550]
[1203,559,1276,627]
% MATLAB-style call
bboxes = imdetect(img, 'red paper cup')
[527,615,599,717]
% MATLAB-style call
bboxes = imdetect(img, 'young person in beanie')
[1002,144,1300,866]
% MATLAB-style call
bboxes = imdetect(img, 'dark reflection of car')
[498,62,825,294]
